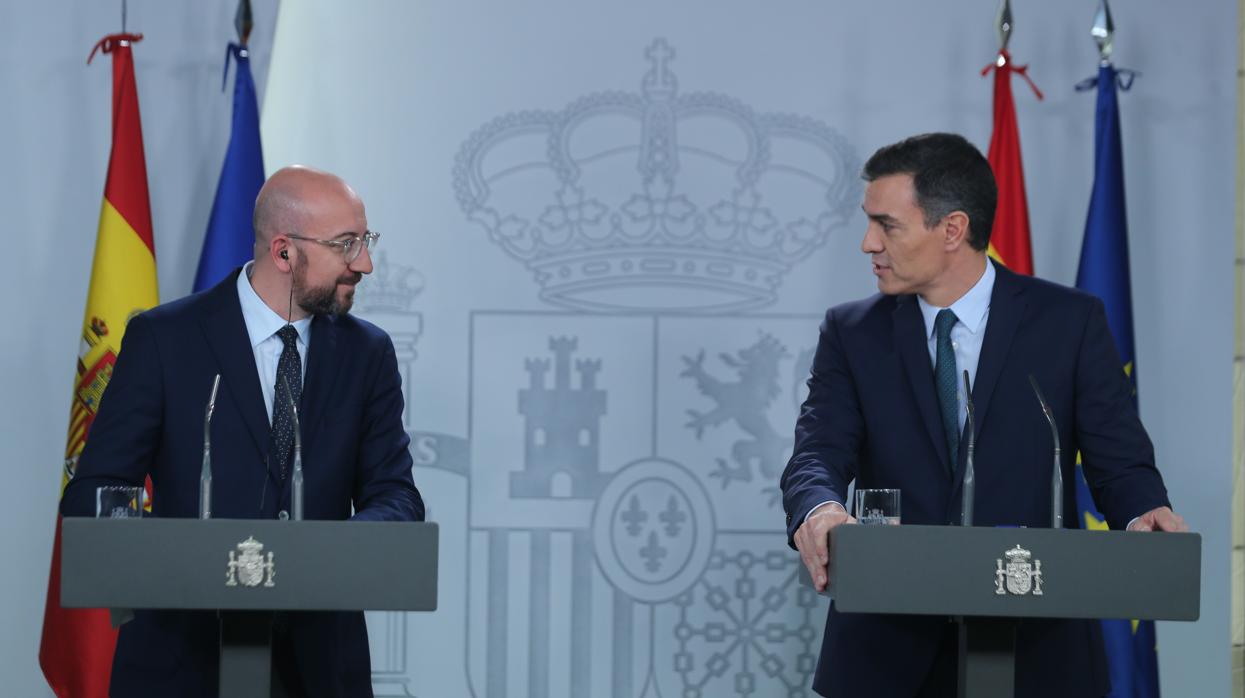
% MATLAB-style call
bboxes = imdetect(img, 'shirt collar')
[236,261,312,349]
[917,259,995,339]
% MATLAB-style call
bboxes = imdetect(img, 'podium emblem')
[995,545,1043,596]
[226,536,276,588]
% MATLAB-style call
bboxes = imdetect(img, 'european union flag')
[194,43,264,292]
[1074,63,1160,698]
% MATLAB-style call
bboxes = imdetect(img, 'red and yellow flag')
[40,33,158,698]
[983,49,1042,276]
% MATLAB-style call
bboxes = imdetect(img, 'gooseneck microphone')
[960,370,975,527]
[280,374,304,521]
[1028,375,1063,529]
[200,373,221,519]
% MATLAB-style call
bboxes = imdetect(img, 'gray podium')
[60,518,439,698]
[814,525,1200,698]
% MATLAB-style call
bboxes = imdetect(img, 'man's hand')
[794,502,856,592]
[1126,506,1189,532]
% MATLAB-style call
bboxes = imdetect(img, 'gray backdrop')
[1,1,1235,697]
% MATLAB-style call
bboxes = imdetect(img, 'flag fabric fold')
[39,34,159,698]
[194,42,265,292]
[983,50,1041,275]
[1074,62,1161,698]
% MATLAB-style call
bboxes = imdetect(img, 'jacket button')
[278,510,289,520]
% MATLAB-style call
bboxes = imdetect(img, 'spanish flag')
[983,50,1041,276]
[39,34,159,698]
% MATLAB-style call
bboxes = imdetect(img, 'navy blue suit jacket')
[61,269,425,698]
[781,261,1170,698]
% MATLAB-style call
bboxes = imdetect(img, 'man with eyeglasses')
[60,165,424,697]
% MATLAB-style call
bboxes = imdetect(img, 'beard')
[292,256,362,317]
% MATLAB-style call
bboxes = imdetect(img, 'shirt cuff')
[804,499,847,524]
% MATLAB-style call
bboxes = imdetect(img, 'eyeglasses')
[286,231,379,263]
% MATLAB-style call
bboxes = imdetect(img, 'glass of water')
[96,486,143,518]
[855,488,900,525]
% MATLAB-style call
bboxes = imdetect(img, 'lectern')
[60,518,439,698]
[809,525,1200,698]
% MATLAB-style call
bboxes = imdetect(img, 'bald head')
[252,165,363,248]
[247,165,372,320]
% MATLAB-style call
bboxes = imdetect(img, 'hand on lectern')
[795,502,855,592]
[1126,506,1189,533]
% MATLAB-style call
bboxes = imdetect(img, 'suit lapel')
[893,295,951,475]
[199,270,271,458]
[298,313,341,445]
[968,261,1027,444]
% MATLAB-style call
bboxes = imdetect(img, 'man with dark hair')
[781,133,1185,697]
[61,166,425,697]
[862,133,996,252]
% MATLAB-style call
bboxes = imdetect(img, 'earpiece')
[280,250,289,260]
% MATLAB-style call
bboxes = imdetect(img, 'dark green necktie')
[934,309,959,471]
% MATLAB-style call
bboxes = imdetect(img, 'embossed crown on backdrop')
[453,38,861,313]
[353,251,424,315]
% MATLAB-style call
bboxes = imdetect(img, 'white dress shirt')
[236,262,311,425]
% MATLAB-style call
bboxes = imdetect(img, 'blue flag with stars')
[194,43,265,292]
[1074,63,1161,698]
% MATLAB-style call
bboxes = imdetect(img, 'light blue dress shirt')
[916,259,995,433]
[236,262,311,425]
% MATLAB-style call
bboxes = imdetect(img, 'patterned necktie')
[271,325,302,479]
[934,309,959,472]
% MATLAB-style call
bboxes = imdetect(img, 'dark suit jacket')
[61,269,425,698]
[780,261,1170,698]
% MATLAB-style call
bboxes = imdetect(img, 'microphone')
[200,373,221,519]
[960,370,975,527]
[1028,375,1063,529]
[280,374,304,521]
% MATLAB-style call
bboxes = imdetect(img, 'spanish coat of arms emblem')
[995,544,1043,596]
[226,536,276,588]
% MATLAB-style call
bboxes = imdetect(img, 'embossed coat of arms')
[995,544,1044,596]
[360,37,863,697]
[226,536,275,588]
